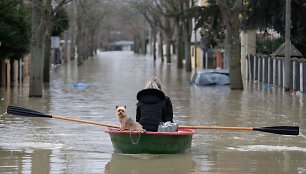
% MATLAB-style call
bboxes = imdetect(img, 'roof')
[271,42,303,57]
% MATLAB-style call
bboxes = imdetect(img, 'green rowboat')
[105,128,196,154]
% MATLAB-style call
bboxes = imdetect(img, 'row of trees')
[129,0,243,89]
[1,0,143,97]
[29,0,146,97]
[2,0,306,96]
[0,0,70,95]
[129,0,306,90]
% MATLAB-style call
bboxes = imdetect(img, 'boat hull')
[105,128,196,154]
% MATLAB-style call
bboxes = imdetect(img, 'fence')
[245,54,306,92]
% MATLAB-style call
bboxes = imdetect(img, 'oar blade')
[253,126,299,135]
[7,105,52,118]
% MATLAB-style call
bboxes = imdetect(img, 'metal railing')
[245,54,306,92]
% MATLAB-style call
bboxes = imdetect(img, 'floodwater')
[0,51,306,174]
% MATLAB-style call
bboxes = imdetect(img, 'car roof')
[196,69,229,74]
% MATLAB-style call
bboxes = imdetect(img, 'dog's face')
[116,106,126,118]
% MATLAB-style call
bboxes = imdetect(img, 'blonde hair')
[145,81,159,89]
[150,76,163,91]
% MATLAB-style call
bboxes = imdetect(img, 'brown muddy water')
[0,51,306,174]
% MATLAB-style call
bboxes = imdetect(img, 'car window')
[195,72,230,86]
[197,73,216,85]
[216,73,230,85]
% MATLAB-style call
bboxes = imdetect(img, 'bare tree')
[109,2,147,54]
[130,0,161,58]
[44,0,71,83]
[130,0,176,63]
[72,0,111,65]
[180,0,194,72]
[29,0,52,97]
[171,0,184,69]
[29,0,71,97]
[158,0,176,63]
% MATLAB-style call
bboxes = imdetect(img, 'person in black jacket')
[136,77,173,132]
[151,77,173,122]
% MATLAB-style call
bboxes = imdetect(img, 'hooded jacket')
[136,88,167,132]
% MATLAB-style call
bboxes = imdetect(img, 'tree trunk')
[284,0,291,91]
[166,38,171,63]
[133,34,141,53]
[165,16,172,63]
[43,20,52,82]
[76,12,84,65]
[152,29,157,61]
[84,28,90,59]
[181,1,192,72]
[29,0,51,97]
[141,31,146,55]
[218,0,243,90]
[89,33,94,57]
[184,39,191,71]
[76,30,83,65]
[183,21,191,72]
[64,32,69,63]
[176,20,184,69]
[159,32,164,62]
[0,59,3,86]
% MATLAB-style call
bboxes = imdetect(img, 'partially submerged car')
[190,69,230,86]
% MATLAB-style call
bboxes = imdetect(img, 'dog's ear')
[116,106,119,109]
[124,105,126,109]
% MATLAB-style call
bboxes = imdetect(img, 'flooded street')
[1,51,306,174]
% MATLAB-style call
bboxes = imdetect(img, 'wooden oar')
[179,125,299,135]
[7,106,299,135]
[7,105,120,129]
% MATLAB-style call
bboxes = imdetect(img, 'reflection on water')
[228,145,306,152]
[0,149,51,174]
[0,51,306,173]
[104,153,196,174]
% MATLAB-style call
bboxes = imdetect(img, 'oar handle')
[52,115,120,129]
[179,125,253,131]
